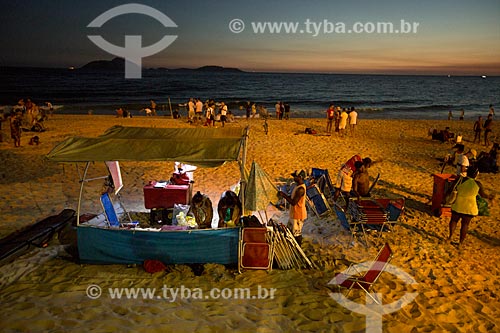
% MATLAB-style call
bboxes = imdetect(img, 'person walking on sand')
[326,104,335,134]
[448,166,490,246]
[473,116,483,143]
[278,171,307,246]
[484,114,493,147]
[349,107,358,136]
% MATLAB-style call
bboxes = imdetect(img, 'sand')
[0,114,499,332]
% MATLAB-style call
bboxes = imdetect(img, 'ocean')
[0,67,498,120]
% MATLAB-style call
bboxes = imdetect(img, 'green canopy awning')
[46,126,247,168]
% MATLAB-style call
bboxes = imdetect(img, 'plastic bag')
[172,204,190,225]
[476,195,490,216]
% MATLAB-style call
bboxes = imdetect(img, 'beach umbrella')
[244,161,278,211]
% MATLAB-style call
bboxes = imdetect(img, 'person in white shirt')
[338,108,349,137]
[220,102,228,127]
[195,98,203,123]
[349,107,358,136]
[187,98,195,123]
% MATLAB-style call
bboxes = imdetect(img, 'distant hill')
[79,57,125,71]
[79,58,244,73]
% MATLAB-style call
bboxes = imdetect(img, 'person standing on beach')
[448,166,490,246]
[150,100,157,116]
[10,112,22,147]
[459,109,464,120]
[284,102,290,120]
[187,98,195,124]
[275,101,280,119]
[448,110,453,120]
[195,98,203,124]
[489,104,495,117]
[278,171,307,246]
[220,102,228,127]
[246,101,251,119]
[349,107,358,136]
[279,102,285,120]
[473,116,483,143]
[326,104,335,134]
[338,108,348,137]
[484,114,493,147]
[334,106,341,133]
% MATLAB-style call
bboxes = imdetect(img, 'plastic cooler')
[432,174,456,217]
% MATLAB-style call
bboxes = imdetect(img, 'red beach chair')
[330,242,393,304]
[238,227,273,272]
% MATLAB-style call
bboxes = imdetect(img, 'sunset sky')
[1,0,499,75]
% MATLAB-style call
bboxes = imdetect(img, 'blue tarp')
[77,226,240,265]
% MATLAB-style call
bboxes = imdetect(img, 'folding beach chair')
[100,192,138,228]
[334,204,368,246]
[311,168,335,199]
[348,199,389,246]
[330,242,393,304]
[238,227,273,273]
[306,184,333,217]
[385,198,405,230]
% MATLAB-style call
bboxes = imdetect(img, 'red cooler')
[432,174,456,217]
[143,183,192,209]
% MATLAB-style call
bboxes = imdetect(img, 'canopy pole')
[76,162,91,226]
[240,126,250,215]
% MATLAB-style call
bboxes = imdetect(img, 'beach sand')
[0,114,499,332]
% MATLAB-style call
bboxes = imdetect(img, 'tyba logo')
[87,3,177,78]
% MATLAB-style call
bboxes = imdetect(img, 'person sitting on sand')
[333,155,378,203]
[448,166,491,246]
[351,160,373,201]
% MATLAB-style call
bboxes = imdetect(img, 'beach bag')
[476,195,489,216]
[444,176,463,206]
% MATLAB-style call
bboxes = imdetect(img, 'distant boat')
[447,75,451,78]
[481,75,487,78]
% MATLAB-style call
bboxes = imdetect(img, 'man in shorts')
[278,171,307,246]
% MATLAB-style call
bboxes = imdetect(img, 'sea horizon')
[1,66,498,121]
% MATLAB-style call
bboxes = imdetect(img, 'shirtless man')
[352,160,372,201]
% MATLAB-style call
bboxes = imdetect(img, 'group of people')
[279,154,376,247]
[473,114,494,147]
[326,105,358,137]
[274,101,291,120]
[186,98,235,127]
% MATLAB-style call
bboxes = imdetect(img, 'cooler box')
[432,174,456,217]
[143,183,192,209]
